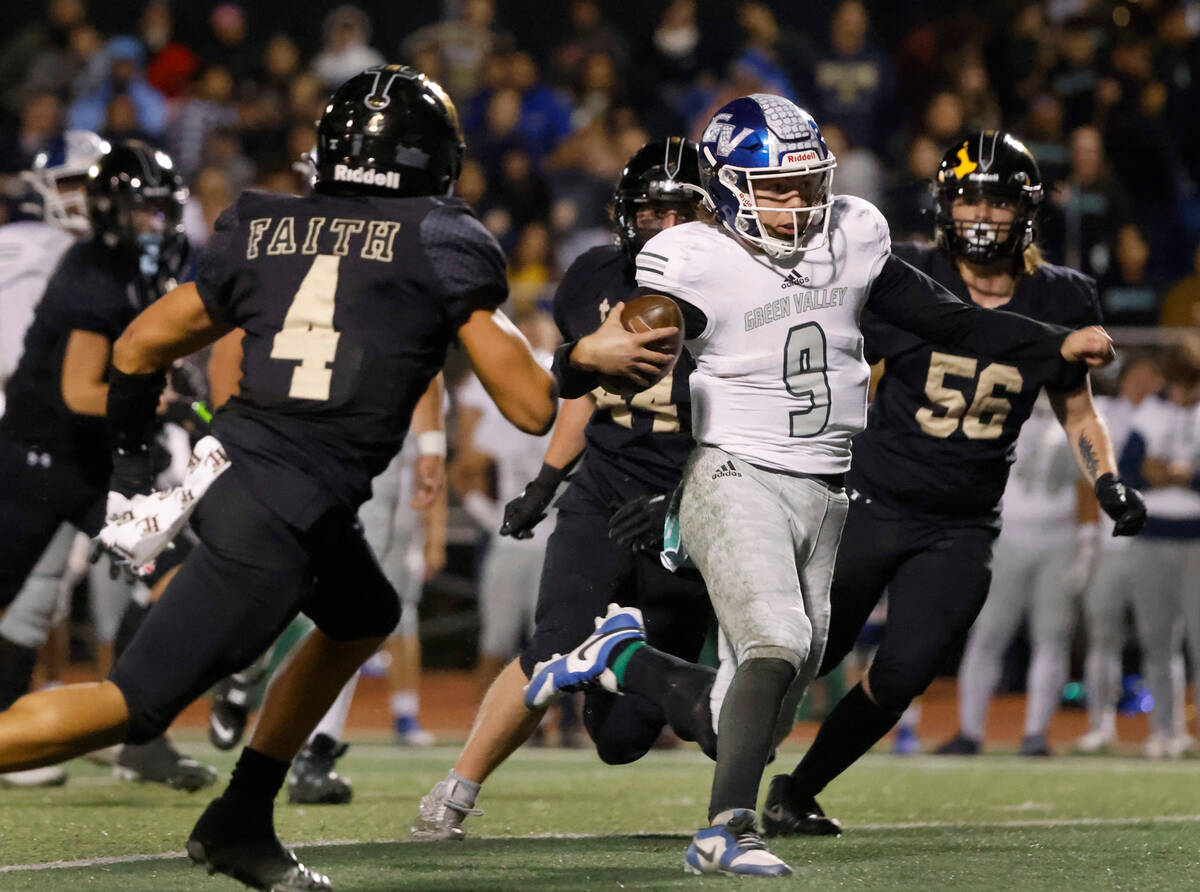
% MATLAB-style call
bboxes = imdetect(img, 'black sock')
[113,601,152,662]
[620,643,716,744]
[0,635,38,711]
[708,657,795,820]
[226,746,289,807]
[790,683,900,798]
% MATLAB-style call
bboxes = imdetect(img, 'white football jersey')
[1127,394,1200,523]
[999,395,1077,547]
[636,196,888,475]
[0,221,74,387]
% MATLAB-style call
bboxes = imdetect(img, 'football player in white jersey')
[521,94,1116,877]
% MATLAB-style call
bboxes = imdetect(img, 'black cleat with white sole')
[187,797,332,891]
[760,774,843,837]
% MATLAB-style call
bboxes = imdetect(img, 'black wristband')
[1094,472,1116,496]
[551,340,599,400]
[107,367,166,455]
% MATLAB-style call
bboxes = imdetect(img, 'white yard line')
[4,815,1200,873]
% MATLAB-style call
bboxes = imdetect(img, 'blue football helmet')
[699,94,837,257]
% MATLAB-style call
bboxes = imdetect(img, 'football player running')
[762,132,1145,838]
[0,138,216,791]
[0,130,106,789]
[524,104,1117,877]
[413,137,718,842]
[0,66,558,891]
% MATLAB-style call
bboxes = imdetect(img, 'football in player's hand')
[598,294,685,396]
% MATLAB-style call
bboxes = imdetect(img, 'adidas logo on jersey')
[780,271,809,289]
[332,164,402,190]
[711,460,741,480]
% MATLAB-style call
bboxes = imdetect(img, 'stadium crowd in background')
[0,0,1198,325]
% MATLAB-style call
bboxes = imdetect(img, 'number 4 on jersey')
[271,254,341,400]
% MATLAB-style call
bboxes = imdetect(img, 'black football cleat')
[187,797,332,891]
[933,733,981,756]
[761,774,843,837]
[210,675,255,751]
[287,734,352,805]
[115,735,217,792]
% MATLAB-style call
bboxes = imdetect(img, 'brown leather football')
[597,294,685,396]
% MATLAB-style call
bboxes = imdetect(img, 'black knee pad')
[583,690,666,765]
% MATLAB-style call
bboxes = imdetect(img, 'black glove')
[109,445,158,499]
[500,463,564,539]
[609,493,670,553]
[1095,473,1147,536]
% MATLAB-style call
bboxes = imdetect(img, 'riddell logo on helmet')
[783,150,820,163]
[333,164,401,189]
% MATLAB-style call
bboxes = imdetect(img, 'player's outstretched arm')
[868,254,1114,365]
[1050,381,1146,536]
[458,308,557,436]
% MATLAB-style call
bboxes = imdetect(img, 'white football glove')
[93,435,231,577]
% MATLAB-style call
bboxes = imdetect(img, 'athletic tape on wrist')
[417,430,447,457]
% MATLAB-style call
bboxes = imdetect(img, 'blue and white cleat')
[684,808,793,877]
[524,603,645,708]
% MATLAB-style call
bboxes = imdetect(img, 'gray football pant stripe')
[478,538,544,659]
[1086,539,1200,737]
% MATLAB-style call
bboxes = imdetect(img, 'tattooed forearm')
[1078,434,1100,480]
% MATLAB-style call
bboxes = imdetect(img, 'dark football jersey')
[850,243,1102,521]
[195,190,507,526]
[552,244,695,508]
[0,240,139,485]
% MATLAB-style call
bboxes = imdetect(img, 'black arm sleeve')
[632,285,707,340]
[106,367,166,455]
[867,254,1071,360]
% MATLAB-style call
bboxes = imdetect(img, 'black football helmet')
[933,130,1043,265]
[313,65,464,199]
[613,137,703,262]
[87,140,189,304]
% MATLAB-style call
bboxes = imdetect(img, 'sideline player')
[0,66,570,891]
[936,394,1081,756]
[1110,338,1200,757]
[452,307,558,693]
[1075,351,1162,752]
[412,137,714,841]
[528,108,1118,877]
[761,132,1144,838]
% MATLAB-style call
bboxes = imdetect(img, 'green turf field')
[2,741,1199,890]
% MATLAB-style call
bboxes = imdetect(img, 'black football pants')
[111,464,400,742]
[819,493,999,715]
[519,489,712,764]
[0,435,105,610]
